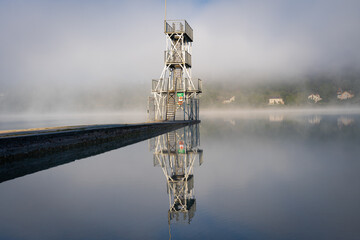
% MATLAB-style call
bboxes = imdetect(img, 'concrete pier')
[0,121,200,159]
[0,121,200,183]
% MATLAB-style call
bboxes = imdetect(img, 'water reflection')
[200,113,360,240]
[269,114,284,122]
[308,115,322,125]
[0,112,360,239]
[150,124,203,235]
[338,116,355,128]
[224,119,236,126]
[0,126,183,183]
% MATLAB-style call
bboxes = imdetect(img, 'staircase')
[167,131,176,144]
[166,92,176,121]
[167,131,176,152]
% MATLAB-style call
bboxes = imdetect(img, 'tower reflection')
[150,124,203,226]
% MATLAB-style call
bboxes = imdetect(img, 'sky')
[0,0,360,110]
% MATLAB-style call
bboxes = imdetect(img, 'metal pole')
[164,0,167,33]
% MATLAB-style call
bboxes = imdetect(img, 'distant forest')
[202,75,360,108]
[1,74,360,113]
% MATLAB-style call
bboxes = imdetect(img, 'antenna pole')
[165,0,167,22]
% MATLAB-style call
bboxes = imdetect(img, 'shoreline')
[200,106,360,116]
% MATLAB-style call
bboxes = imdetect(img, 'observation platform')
[164,20,193,42]
[164,50,192,68]
[151,78,202,94]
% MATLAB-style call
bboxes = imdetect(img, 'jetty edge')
[0,120,200,160]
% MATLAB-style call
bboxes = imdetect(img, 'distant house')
[268,97,284,105]
[308,93,322,103]
[223,96,235,104]
[337,89,354,100]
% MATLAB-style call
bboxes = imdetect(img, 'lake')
[1,109,360,240]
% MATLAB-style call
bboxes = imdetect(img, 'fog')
[195,0,360,82]
[1,0,360,112]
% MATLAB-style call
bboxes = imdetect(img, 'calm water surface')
[1,111,360,240]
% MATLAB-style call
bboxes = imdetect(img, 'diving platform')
[151,78,202,93]
[164,20,193,42]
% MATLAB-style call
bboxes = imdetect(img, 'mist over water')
[198,113,360,240]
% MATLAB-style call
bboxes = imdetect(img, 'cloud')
[193,0,360,81]
[0,0,166,90]
[2,0,360,87]
[0,0,360,112]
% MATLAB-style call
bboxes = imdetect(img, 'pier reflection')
[0,125,186,184]
[150,124,203,228]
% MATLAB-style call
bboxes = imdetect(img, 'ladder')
[166,93,176,121]
[167,131,177,152]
